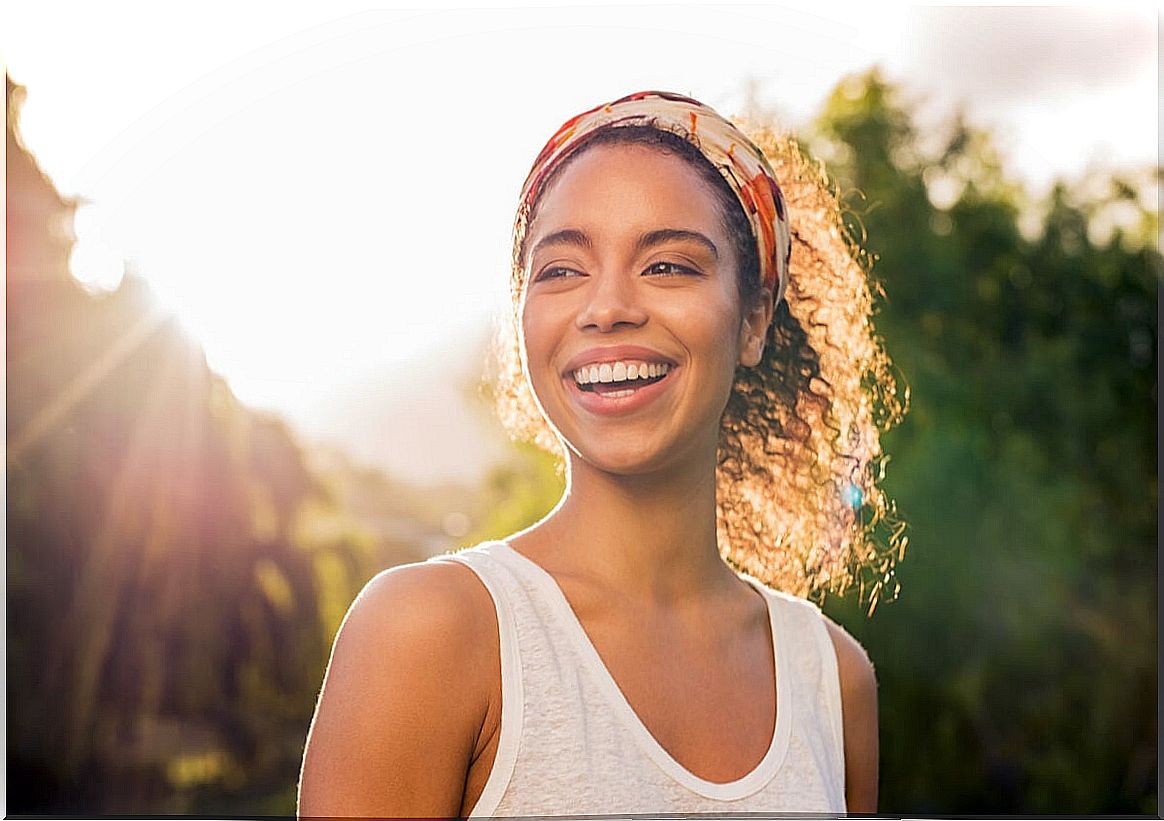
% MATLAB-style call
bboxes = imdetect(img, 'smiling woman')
[297,90,906,819]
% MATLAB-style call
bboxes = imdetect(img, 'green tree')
[812,68,1157,813]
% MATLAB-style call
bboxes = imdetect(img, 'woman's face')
[520,143,771,477]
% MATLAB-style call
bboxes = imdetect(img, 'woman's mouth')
[563,362,676,414]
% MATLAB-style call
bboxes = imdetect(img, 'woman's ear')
[738,288,774,367]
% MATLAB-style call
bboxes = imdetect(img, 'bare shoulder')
[326,558,499,688]
[298,557,499,819]
[820,614,877,698]
[346,557,497,648]
[819,612,879,813]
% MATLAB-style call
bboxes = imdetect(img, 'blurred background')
[4,3,1158,815]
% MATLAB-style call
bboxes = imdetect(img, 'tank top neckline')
[483,539,794,801]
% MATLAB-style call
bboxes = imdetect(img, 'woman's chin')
[565,439,691,480]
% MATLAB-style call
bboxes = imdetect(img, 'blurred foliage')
[455,438,567,551]
[5,267,334,811]
[808,68,1157,814]
[5,75,457,815]
[453,375,568,551]
[6,63,1158,816]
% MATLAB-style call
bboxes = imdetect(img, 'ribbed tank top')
[433,540,847,817]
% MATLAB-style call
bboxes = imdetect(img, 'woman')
[298,90,905,818]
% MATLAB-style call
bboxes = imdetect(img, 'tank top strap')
[806,600,848,783]
[427,542,526,817]
[755,585,848,801]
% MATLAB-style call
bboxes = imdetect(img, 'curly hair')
[485,118,908,611]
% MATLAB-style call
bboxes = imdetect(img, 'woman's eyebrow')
[529,227,719,261]
[530,228,591,259]
[636,228,719,260]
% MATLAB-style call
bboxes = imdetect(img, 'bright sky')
[3,2,1157,425]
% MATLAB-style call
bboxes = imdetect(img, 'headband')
[517,90,792,306]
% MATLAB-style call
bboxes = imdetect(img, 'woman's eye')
[644,261,698,276]
[535,266,583,281]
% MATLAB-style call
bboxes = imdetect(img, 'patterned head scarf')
[517,90,792,306]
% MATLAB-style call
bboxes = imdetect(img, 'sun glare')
[8,4,1156,431]
[68,203,126,294]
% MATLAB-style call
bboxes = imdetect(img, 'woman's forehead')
[528,144,726,244]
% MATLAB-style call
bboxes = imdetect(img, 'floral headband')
[517,90,792,306]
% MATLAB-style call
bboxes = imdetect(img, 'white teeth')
[572,359,671,386]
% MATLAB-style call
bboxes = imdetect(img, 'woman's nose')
[574,271,648,332]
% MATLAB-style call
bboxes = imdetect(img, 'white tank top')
[434,540,847,817]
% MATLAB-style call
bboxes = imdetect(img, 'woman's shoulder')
[298,554,502,818]
[741,575,876,687]
[347,553,499,651]
[815,605,877,691]
[320,554,502,719]
[745,579,878,809]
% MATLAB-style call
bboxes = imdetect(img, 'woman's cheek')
[520,310,558,411]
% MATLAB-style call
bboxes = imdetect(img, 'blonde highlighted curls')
[486,118,908,611]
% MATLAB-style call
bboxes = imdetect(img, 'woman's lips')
[562,366,677,416]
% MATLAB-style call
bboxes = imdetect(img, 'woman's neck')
[510,451,739,605]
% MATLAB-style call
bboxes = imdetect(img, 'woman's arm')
[823,617,879,814]
[297,561,497,819]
